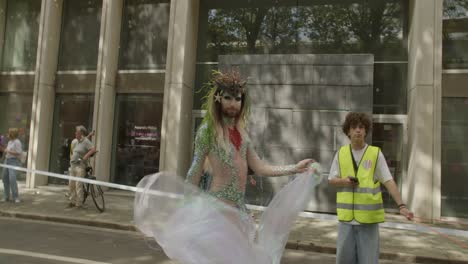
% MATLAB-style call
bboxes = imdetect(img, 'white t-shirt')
[328,144,393,225]
[328,144,393,183]
[5,139,22,159]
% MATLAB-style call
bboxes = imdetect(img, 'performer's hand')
[400,207,414,221]
[295,159,315,173]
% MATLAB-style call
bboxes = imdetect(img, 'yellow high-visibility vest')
[336,145,384,224]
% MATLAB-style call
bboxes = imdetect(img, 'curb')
[0,210,136,232]
[1,210,467,264]
[285,241,468,264]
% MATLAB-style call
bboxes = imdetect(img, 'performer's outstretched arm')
[186,125,210,186]
[247,145,312,177]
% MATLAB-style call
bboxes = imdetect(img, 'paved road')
[0,217,408,264]
[0,217,170,264]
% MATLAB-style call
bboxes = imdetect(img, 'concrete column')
[26,0,63,187]
[405,0,443,221]
[159,0,200,176]
[92,0,123,182]
[0,0,6,66]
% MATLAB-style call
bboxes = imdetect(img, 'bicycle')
[82,165,105,212]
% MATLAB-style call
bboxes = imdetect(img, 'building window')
[373,63,407,114]
[57,0,102,71]
[443,0,468,69]
[111,95,163,186]
[195,0,408,114]
[442,1,468,218]
[118,0,170,70]
[441,97,468,218]
[198,0,406,61]
[1,0,41,72]
[0,93,33,152]
[49,95,94,184]
[372,122,405,209]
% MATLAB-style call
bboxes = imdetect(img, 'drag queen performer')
[134,70,323,264]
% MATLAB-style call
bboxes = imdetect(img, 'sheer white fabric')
[134,164,322,264]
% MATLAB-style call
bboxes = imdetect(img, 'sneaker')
[14,199,21,203]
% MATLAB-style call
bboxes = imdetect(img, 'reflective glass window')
[373,63,407,114]
[441,97,468,218]
[0,93,32,147]
[49,95,94,184]
[198,0,407,61]
[58,0,102,71]
[372,123,404,209]
[0,93,33,162]
[111,95,163,186]
[1,0,41,71]
[119,0,170,70]
[443,0,468,69]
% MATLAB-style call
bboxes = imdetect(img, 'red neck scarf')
[228,127,242,151]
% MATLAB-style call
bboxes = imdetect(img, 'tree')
[233,7,269,53]
[202,1,406,58]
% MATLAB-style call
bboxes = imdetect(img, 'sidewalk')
[1,182,468,264]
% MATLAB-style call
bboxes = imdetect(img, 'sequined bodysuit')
[186,120,297,212]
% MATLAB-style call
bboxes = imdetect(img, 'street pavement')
[0,217,170,264]
[0,217,413,264]
[0,181,467,264]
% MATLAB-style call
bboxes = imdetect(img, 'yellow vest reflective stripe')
[337,145,384,224]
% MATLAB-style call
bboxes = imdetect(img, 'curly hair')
[342,112,372,138]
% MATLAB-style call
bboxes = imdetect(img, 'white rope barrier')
[1,163,468,239]
[0,164,182,199]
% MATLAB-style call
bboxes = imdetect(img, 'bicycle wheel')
[82,184,89,204]
[90,184,105,212]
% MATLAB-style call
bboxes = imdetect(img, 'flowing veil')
[134,164,323,264]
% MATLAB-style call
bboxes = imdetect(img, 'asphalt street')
[0,217,409,264]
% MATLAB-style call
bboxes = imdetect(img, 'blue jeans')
[2,158,20,200]
[336,222,380,264]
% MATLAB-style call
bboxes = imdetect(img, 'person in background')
[65,130,95,199]
[67,126,96,208]
[0,135,5,158]
[1,128,23,203]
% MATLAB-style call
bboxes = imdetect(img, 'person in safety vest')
[328,112,414,264]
